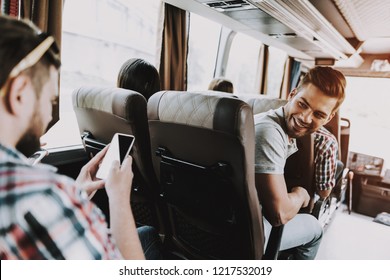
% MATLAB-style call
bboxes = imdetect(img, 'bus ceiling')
[164,0,390,77]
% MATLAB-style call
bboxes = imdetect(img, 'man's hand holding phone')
[75,145,108,197]
[96,133,135,180]
[105,155,134,203]
[76,133,135,198]
[95,133,135,202]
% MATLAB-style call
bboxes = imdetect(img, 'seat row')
[72,86,347,259]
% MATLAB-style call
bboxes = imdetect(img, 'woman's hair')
[117,58,161,100]
[208,78,234,93]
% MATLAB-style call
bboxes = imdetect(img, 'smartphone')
[96,133,135,180]
[28,150,49,165]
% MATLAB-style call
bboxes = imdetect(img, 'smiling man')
[254,66,346,259]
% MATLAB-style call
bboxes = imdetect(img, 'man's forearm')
[109,199,145,260]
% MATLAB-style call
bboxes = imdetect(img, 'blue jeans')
[137,226,163,260]
[263,214,323,260]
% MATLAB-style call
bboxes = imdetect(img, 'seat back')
[237,94,315,196]
[148,90,264,259]
[72,86,164,231]
[340,117,351,166]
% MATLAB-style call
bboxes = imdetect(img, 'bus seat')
[147,90,282,260]
[238,94,287,114]
[340,117,351,167]
[72,86,165,232]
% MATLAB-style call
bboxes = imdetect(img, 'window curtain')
[289,59,301,91]
[1,0,62,47]
[259,45,269,94]
[280,57,301,99]
[254,44,264,94]
[280,57,292,99]
[159,3,188,91]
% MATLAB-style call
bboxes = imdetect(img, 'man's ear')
[6,75,31,115]
[288,88,297,100]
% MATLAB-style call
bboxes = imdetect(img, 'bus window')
[41,0,161,148]
[265,46,288,98]
[225,32,263,94]
[187,13,220,91]
[342,76,390,169]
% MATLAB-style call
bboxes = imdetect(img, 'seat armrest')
[81,132,106,158]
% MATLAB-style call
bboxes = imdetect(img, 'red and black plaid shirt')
[0,144,122,259]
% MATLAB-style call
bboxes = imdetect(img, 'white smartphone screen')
[96,133,135,179]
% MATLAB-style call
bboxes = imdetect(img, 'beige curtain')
[22,0,63,46]
[159,3,188,91]
[280,57,293,99]
[260,45,269,94]
[254,45,264,94]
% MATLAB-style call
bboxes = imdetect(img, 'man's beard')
[16,130,41,158]
[16,110,44,158]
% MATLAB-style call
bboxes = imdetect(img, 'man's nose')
[300,109,312,124]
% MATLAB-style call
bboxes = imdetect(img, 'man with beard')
[254,66,346,259]
[0,15,160,259]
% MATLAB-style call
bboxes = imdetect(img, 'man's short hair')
[296,66,346,113]
[0,15,61,98]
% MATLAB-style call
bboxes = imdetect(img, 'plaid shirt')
[0,144,122,259]
[314,127,338,191]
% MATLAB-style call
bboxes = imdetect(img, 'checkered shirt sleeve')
[314,127,338,191]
